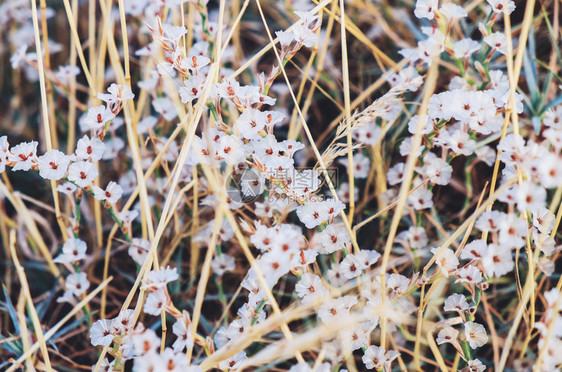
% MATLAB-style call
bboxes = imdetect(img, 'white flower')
[183,54,210,72]
[120,210,139,224]
[10,45,28,69]
[353,121,382,145]
[172,312,194,352]
[67,161,99,187]
[37,149,70,180]
[362,345,400,370]
[498,213,528,249]
[318,224,350,254]
[326,263,348,287]
[211,253,236,276]
[417,34,445,64]
[64,272,90,297]
[295,273,329,303]
[144,289,169,315]
[318,296,357,324]
[341,321,377,351]
[75,135,105,162]
[137,116,158,135]
[276,30,295,49]
[432,248,459,277]
[453,38,481,59]
[98,358,115,372]
[487,0,515,15]
[160,347,190,371]
[111,309,135,334]
[439,3,467,20]
[387,162,405,186]
[338,153,370,179]
[444,293,470,312]
[515,181,546,213]
[414,0,438,20]
[8,141,38,171]
[132,328,160,354]
[475,146,496,166]
[296,201,330,229]
[532,207,555,234]
[543,105,562,128]
[341,254,368,279]
[256,252,291,287]
[90,319,115,346]
[54,238,87,263]
[484,32,507,55]
[83,105,115,131]
[464,322,488,349]
[98,83,134,104]
[143,266,179,290]
[436,326,460,349]
[218,351,247,370]
[235,108,267,140]
[153,97,177,121]
[93,181,123,204]
[128,238,150,265]
[289,169,321,197]
[407,115,432,135]
[446,129,476,156]
[386,273,410,296]
[407,182,434,210]
[482,244,513,278]
[399,137,425,157]
[57,182,77,195]
[0,136,9,173]
[292,24,317,48]
[387,66,423,92]
[420,153,452,186]
[179,76,203,103]
[456,266,483,284]
[406,226,428,249]
[337,182,358,204]
[475,210,506,232]
[464,359,486,372]
[538,154,562,188]
[461,239,487,261]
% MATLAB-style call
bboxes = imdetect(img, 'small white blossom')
[37,149,70,180]
[67,161,99,187]
[464,322,488,349]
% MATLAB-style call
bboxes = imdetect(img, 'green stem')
[461,340,472,361]
[251,300,266,326]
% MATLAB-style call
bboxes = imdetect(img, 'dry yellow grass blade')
[9,229,52,371]
[61,0,95,91]
[426,330,450,372]
[7,276,113,372]
[339,0,355,228]
[379,58,439,350]
[229,0,333,79]
[287,0,339,141]
[185,205,224,362]
[30,0,67,242]
[312,0,396,70]
[0,181,60,279]
[15,291,34,371]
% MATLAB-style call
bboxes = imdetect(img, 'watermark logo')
[225,167,339,204]
[226,168,264,204]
